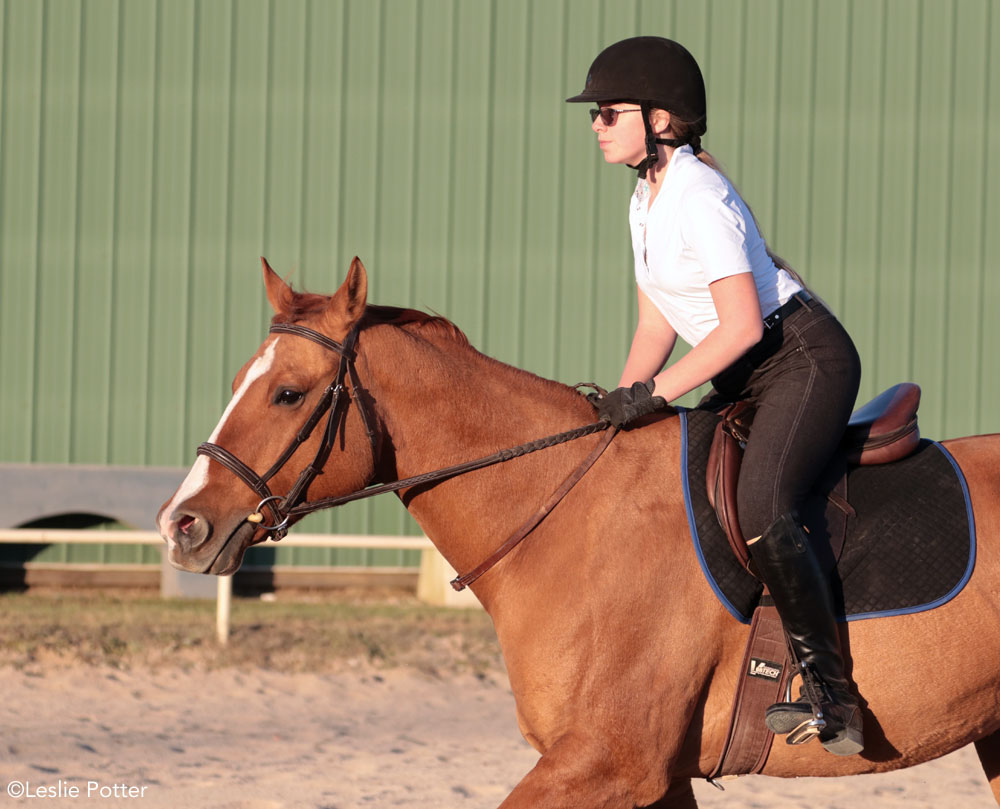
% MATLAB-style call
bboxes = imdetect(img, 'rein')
[196,320,618,589]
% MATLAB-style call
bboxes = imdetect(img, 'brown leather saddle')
[706,382,922,570]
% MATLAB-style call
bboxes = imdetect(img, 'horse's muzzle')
[158,505,254,575]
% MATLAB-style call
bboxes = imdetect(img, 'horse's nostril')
[178,515,196,535]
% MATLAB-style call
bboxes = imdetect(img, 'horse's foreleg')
[975,731,1000,806]
[496,733,695,809]
[496,732,635,809]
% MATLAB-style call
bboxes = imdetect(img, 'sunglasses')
[589,107,643,126]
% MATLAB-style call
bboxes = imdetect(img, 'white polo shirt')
[628,145,802,347]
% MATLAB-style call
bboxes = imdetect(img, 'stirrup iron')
[780,662,827,745]
[786,712,826,745]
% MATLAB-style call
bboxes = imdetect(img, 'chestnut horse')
[158,259,1000,808]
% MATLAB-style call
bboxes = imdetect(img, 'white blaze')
[158,341,278,539]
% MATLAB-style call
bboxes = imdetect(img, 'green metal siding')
[1,0,998,566]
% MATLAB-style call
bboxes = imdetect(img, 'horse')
[157,258,1000,808]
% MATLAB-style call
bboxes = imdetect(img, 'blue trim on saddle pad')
[678,408,977,626]
[678,408,751,624]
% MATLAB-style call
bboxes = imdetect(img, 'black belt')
[763,291,812,330]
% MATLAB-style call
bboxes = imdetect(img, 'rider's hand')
[589,381,668,427]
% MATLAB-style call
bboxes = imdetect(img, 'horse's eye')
[274,388,304,407]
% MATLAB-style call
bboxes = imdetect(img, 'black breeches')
[706,299,862,539]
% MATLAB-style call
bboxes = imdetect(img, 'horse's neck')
[361,324,601,586]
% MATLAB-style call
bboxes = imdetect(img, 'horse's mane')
[275,288,594,414]
[272,289,470,348]
[362,304,471,347]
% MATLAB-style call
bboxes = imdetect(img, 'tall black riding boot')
[750,512,864,756]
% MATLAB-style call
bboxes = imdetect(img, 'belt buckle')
[764,291,809,330]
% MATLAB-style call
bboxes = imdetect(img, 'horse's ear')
[326,257,368,331]
[261,257,294,315]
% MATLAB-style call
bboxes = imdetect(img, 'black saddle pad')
[679,407,976,624]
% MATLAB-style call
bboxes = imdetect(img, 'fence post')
[416,549,481,608]
[216,575,232,644]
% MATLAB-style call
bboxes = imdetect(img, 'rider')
[567,36,864,756]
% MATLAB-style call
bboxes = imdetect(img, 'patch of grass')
[0,589,503,675]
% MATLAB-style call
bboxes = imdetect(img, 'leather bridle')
[195,318,619,589]
[196,321,378,541]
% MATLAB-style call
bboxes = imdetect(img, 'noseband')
[196,321,379,540]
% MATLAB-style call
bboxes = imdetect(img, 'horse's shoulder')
[605,411,683,464]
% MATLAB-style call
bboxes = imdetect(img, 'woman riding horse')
[567,36,864,755]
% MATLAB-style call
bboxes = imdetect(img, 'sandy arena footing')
[0,666,995,808]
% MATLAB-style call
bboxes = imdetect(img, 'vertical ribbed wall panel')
[1,0,997,559]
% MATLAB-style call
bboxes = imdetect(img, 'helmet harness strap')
[627,102,685,180]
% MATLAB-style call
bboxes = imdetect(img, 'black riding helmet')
[566,37,707,179]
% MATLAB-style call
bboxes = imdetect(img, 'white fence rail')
[0,529,479,643]
[0,529,435,550]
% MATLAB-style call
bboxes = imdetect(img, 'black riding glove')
[588,381,668,427]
